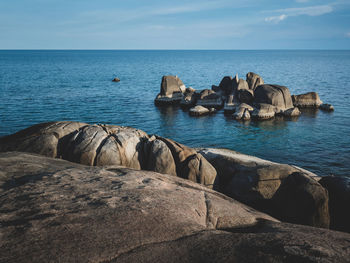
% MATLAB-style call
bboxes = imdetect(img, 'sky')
[0,0,350,49]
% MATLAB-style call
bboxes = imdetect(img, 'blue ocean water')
[0,50,349,177]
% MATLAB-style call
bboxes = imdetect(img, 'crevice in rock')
[98,230,209,263]
[93,135,112,166]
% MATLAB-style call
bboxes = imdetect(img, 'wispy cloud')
[346,32,350,38]
[295,0,310,3]
[264,14,287,23]
[265,4,333,23]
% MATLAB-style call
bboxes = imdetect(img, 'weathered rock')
[238,103,254,112]
[156,137,216,188]
[0,121,149,169]
[283,107,301,117]
[0,121,87,158]
[320,103,335,111]
[319,176,350,232]
[198,148,327,228]
[180,87,197,107]
[238,89,254,104]
[218,76,234,95]
[233,107,245,120]
[254,84,294,113]
[271,172,330,228]
[112,77,120,82]
[292,92,323,108]
[242,109,251,120]
[1,152,350,263]
[154,75,185,105]
[196,89,223,108]
[251,103,276,119]
[246,72,264,90]
[189,105,210,116]
[146,138,177,176]
[235,78,249,92]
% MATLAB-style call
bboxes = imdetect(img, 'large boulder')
[1,152,350,263]
[198,148,329,228]
[218,76,234,95]
[254,84,294,113]
[196,89,223,108]
[271,172,330,228]
[156,137,217,188]
[292,92,323,108]
[319,176,350,232]
[246,72,264,90]
[154,75,185,105]
[0,121,87,158]
[145,137,177,176]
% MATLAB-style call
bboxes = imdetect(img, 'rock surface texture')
[198,148,330,228]
[0,122,344,231]
[1,152,350,263]
[0,122,216,188]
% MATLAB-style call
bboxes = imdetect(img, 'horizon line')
[1,48,350,51]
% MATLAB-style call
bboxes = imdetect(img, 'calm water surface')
[0,50,349,177]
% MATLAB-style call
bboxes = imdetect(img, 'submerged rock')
[196,89,223,108]
[292,92,323,108]
[189,105,210,116]
[251,103,276,119]
[283,107,301,117]
[155,75,186,105]
[320,103,335,111]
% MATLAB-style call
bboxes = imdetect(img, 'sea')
[0,50,349,177]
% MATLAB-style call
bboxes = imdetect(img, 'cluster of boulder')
[154,74,334,120]
[1,121,348,234]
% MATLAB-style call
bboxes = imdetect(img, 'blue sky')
[1,0,350,49]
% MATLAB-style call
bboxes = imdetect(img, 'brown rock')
[246,72,264,90]
[292,92,323,108]
[1,152,349,263]
[271,172,330,228]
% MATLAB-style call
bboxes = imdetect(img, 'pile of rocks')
[154,74,334,120]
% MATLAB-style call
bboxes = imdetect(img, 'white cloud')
[265,4,333,23]
[274,5,333,16]
[265,14,287,23]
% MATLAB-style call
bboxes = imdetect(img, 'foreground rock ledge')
[1,152,350,263]
[0,122,338,230]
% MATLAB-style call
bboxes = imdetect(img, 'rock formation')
[154,75,186,105]
[1,151,350,262]
[154,73,334,121]
[198,148,329,228]
[292,92,323,108]
[1,121,345,231]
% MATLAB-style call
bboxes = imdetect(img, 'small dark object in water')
[112,77,120,82]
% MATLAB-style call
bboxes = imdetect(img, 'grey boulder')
[155,75,186,105]
[246,72,264,90]
[292,92,323,108]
